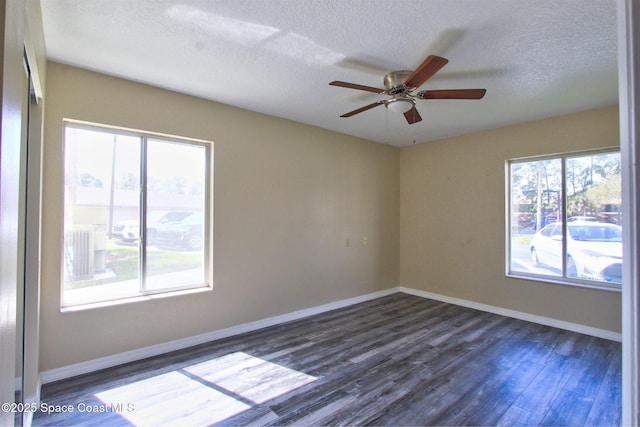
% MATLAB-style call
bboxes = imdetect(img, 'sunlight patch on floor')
[95,352,317,426]
[95,371,249,426]
[184,351,317,404]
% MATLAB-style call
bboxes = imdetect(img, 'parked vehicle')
[155,212,204,250]
[530,221,622,282]
[112,210,195,243]
[567,216,598,222]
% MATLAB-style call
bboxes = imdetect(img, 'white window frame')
[506,148,622,292]
[61,120,213,308]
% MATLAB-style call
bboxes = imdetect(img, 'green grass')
[512,235,533,245]
[66,242,202,289]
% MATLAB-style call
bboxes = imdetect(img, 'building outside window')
[62,121,212,307]
[508,149,622,289]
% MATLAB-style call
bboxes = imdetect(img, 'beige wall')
[400,106,621,333]
[40,62,400,371]
[41,61,622,373]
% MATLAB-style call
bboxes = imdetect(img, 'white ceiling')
[39,0,618,147]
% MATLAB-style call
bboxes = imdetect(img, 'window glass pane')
[509,151,622,288]
[63,127,141,306]
[565,152,622,283]
[63,123,212,307]
[509,158,563,278]
[145,139,207,291]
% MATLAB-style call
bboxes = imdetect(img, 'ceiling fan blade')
[329,81,385,94]
[403,55,449,89]
[340,101,384,118]
[404,107,422,124]
[418,89,487,99]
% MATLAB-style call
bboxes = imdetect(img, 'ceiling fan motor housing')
[384,70,414,92]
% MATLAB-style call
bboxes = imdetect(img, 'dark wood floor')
[33,293,621,426]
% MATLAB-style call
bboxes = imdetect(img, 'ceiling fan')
[329,55,486,124]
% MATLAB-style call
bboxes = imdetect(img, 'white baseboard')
[398,286,622,342]
[40,288,398,384]
[41,285,621,384]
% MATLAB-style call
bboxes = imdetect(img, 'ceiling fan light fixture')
[385,97,414,113]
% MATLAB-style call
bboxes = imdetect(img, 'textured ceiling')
[39,0,618,147]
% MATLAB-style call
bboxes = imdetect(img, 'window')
[62,121,212,307]
[508,150,622,289]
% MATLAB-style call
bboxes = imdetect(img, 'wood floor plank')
[510,350,577,413]
[564,338,614,400]
[497,405,544,427]
[584,344,623,427]
[540,388,595,426]
[32,293,621,427]
[376,326,542,426]
[455,358,543,426]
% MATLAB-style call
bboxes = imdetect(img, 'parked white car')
[530,221,622,283]
[112,210,195,244]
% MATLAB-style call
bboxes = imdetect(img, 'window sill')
[61,285,213,313]
[506,273,622,293]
